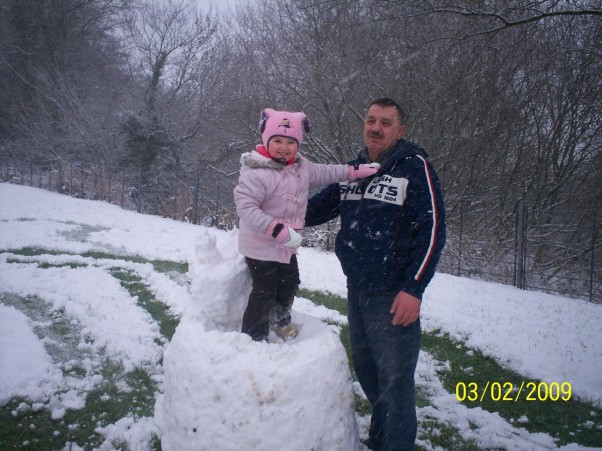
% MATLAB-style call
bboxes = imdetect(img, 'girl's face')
[267,136,298,163]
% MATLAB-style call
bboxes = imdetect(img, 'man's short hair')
[368,98,406,125]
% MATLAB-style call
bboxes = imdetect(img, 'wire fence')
[437,198,600,303]
[1,158,239,228]
[2,158,600,303]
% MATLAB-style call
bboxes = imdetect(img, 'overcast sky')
[193,0,247,12]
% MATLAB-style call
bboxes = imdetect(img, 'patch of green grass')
[3,248,183,344]
[2,247,65,257]
[4,251,87,269]
[1,247,189,275]
[417,420,483,451]
[0,293,160,450]
[3,248,183,342]
[0,293,88,449]
[81,250,148,264]
[0,362,160,450]
[0,248,182,449]
[297,288,348,315]
[80,251,188,274]
[110,268,180,341]
[0,397,72,450]
[90,363,159,421]
[0,293,86,364]
[149,259,188,275]
[39,261,87,269]
[6,256,87,269]
[423,330,602,447]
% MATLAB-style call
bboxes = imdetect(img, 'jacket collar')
[359,139,428,170]
[241,147,302,170]
[255,145,297,166]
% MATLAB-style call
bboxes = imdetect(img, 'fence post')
[58,164,63,193]
[515,199,527,289]
[193,173,200,224]
[104,168,108,201]
[69,164,73,196]
[590,212,597,302]
[121,169,125,209]
[137,165,142,213]
[94,169,98,200]
[174,165,178,220]
[457,199,465,276]
[215,178,221,227]
[80,166,85,198]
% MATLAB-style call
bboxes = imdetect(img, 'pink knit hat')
[259,108,311,148]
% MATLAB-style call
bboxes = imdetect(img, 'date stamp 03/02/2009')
[455,381,573,403]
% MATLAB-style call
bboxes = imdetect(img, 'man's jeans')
[348,289,421,451]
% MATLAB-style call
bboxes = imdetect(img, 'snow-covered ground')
[0,183,601,450]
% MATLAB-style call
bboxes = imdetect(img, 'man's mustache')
[368,131,384,139]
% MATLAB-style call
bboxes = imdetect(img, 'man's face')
[363,105,406,159]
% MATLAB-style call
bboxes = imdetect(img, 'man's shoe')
[271,323,299,340]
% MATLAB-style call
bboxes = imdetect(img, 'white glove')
[283,227,303,247]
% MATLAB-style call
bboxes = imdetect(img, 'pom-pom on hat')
[259,108,311,149]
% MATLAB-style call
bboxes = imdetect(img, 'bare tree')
[230,0,409,162]
[0,0,130,164]
[122,0,218,161]
[383,0,602,37]
[120,0,220,214]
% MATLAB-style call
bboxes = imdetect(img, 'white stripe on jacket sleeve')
[414,155,440,281]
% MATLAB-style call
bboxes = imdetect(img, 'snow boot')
[271,323,299,340]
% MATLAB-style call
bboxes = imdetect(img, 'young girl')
[234,108,378,341]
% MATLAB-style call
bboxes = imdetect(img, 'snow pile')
[187,229,251,330]
[0,304,62,405]
[155,230,360,451]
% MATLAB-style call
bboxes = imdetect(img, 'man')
[305,98,446,450]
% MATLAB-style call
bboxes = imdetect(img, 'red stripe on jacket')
[415,155,439,281]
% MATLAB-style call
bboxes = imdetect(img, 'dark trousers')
[348,289,421,451]
[242,255,300,341]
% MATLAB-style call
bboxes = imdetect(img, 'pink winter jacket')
[234,148,349,263]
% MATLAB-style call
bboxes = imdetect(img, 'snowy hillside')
[0,183,600,450]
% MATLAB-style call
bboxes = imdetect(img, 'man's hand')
[390,291,421,326]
